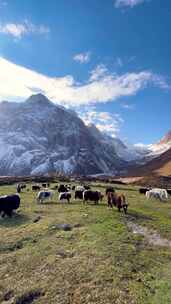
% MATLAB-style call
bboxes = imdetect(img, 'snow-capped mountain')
[148,131,171,156]
[87,124,144,162]
[0,93,170,177]
[116,131,171,178]
[126,145,171,178]
[88,123,171,165]
[0,94,126,176]
[131,131,171,164]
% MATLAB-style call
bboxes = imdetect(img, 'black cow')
[167,189,171,196]
[58,184,68,193]
[83,190,103,205]
[75,190,84,200]
[17,184,21,193]
[105,187,115,195]
[139,188,149,195]
[59,192,72,203]
[32,185,41,191]
[42,183,50,188]
[17,184,26,193]
[0,194,20,217]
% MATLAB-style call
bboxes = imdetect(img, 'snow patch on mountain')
[87,124,150,162]
[0,94,126,176]
[0,94,169,176]
[88,123,171,164]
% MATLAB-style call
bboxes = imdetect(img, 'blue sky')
[0,0,171,144]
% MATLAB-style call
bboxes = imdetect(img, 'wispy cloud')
[116,57,123,67]
[73,52,91,64]
[79,108,124,137]
[0,57,169,106]
[121,103,135,110]
[0,20,50,38]
[89,64,108,81]
[115,0,146,8]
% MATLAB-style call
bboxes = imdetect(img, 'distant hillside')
[127,147,171,177]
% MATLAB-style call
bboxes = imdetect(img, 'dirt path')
[127,221,171,247]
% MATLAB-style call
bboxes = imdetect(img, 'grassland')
[0,182,171,304]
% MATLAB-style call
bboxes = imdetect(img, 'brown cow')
[107,192,128,214]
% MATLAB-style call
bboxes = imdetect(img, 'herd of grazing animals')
[0,181,170,218]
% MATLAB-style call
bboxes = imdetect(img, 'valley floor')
[0,182,171,304]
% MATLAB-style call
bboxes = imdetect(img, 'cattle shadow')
[125,210,154,222]
[35,201,59,205]
[0,212,29,227]
[34,200,108,207]
[34,200,81,206]
[70,201,108,207]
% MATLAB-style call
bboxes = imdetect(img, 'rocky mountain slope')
[0,94,126,176]
[145,148,171,176]
[0,93,170,177]
[125,131,171,177]
[87,124,148,162]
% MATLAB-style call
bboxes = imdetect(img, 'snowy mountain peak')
[26,93,53,107]
[0,94,125,176]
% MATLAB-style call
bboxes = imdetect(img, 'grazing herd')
[0,181,170,218]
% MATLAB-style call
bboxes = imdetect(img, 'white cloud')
[79,108,123,137]
[0,57,169,106]
[73,52,91,64]
[115,0,146,8]
[89,64,108,81]
[0,20,50,38]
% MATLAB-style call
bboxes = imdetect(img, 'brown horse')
[107,191,128,214]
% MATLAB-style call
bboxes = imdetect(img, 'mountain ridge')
[0,93,170,177]
[0,94,126,176]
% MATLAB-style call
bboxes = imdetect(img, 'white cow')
[146,188,168,201]
[37,190,54,204]
[75,185,85,192]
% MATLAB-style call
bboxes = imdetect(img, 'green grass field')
[0,182,171,304]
